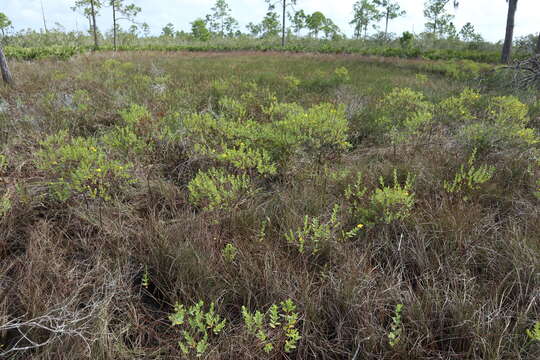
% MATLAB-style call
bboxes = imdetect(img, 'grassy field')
[0,52,539,359]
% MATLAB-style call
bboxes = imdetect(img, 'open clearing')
[0,52,539,359]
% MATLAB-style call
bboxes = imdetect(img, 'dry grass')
[0,52,538,359]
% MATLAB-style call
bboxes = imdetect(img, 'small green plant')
[188,168,255,211]
[458,95,538,151]
[388,304,404,347]
[444,148,495,200]
[436,88,482,124]
[242,299,302,354]
[377,88,433,150]
[102,104,155,159]
[216,144,277,176]
[284,75,301,90]
[169,301,227,357]
[345,170,415,225]
[333,67,351,84]
[36,130,134,202]
[371,171,415,224]
[399,31,414,48]
[141,265,150,289]
[222,243,238,263]
[0,153,7,172]
[415,73,428,84]
[0,195,11,218]
[285,204,362,255]
[526,321,540,341]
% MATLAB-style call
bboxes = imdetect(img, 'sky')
[2,0,539,42]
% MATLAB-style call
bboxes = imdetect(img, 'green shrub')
[371,171,415,224]
[241,299,301,354]
[285,204,362,255]
[388,304,404,348]
[526,321,540,341]
[333,67,351,84]
[377,88,433,146]
[345,170,415,225]
[221,243,238,263]
[169,301,226,357]
[443,148,495,200]
[188,168,255,211]
[36,131,134,202]
[102,105,154,159]
[184,102,350,173]
[436,88,482,124]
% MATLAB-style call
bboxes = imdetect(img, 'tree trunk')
[384,11,389,40]
[535,33,540,54]
[90,0,99,50]
[112,2,117,51]
[0,47,13,86]
[40,0,48,33]
[501,0,518,63]
[281,0,286,47]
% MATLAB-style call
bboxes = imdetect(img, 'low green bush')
[169,301,227,357]
[241,299,302,354]
[188,168,255,211]
[36,130,134,202]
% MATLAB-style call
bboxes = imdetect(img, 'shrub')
[377,88,433,146]
[443,148,495,200]
[241,299,301,354]
[184,102,350,172]
[221,243,238,263]
[102,105,154,159]
[458,96,538,152]
[388,304,404,348]
[285,204,362,255]
[436,88,482,124]
[169,301,226,357]
[36,131,134,202]
[188,168,255,211]
[345,170,415,225]
[371,170,415,224]
[333,67,351,84]
[527,321,540,341]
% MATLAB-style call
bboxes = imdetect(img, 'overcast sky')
[3,0,539,42]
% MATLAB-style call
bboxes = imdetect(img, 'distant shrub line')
[4,43,505,64]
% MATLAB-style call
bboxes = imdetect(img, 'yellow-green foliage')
[221,243,238,263]
[169,301,226,357]
[457,95,538,151]
[444,148,495,200]
[486,96,529,126]
[216,144,277,176]
[183,102,350,173]
[436,88,482,124]
[102,104,153,158]
[188,168,255,211]
[0,153,6,172]
[285,204,362,255]
[377,88,433,144]
[345,170,415,225]
[526,321,540,341]
[0,154,12,217]
[371,171,415,224]
[36,130,134,202]
[241,299,301,354]
[388,304,404,348]
[283,75,301,90]
[218,96,248,120]
[333,67,351,84]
